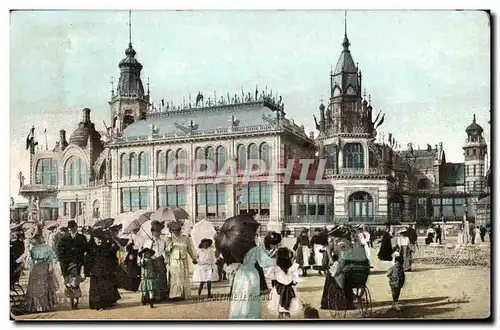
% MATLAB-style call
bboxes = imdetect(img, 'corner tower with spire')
[109,11,150,134]
[320,12,373,137]
[463,114,488,194]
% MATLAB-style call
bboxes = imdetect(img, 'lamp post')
[441,215,445,244]
[463,202,469,244]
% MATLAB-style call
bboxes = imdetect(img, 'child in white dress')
[192,238,216,298]
[267,247,300,319]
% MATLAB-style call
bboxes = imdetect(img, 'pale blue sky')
[10,10,490,200]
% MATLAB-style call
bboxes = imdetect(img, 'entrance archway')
[348,191,374,219]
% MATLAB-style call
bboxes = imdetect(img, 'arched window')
[216,146,227,172]
[92,200,100,219]
[260,142,271,169]
[157,151,166,176]
[390,194,404,220]
[324,144,337,169]
[139,152,149,177]
[344,143,364,169]
[176,149,187,175]
[129,153,138,176]
[206,146,215,175]
[195,147,206,173]
[237,144,246,171]
[417,178,429,190]
[64,156,86,186]
[166,150,175,176]
[97,161,106,184]
[121,153,129,178]
[348,191,373,219]
[35,158,58,185]
[248,143,258,159]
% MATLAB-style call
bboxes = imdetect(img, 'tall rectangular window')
[260,184,272,204]
[121,187,149,212]
[167,186,177,206]
[70,202,76,219]
[249,184,259,204]
[207,184,217,206]
[217,185,226,205]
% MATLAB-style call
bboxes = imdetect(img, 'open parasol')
[151,207,189,223]
[215,214,260,264]
[122,211,153,235]
[93,218,115,230]
[191,219,217,248]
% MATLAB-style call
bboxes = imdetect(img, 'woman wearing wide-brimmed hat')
[24,231,59,313]
[86,229,121,311]
[165,220,197,301]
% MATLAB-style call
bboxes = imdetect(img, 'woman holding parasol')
[215,214,274,319]
[165,220,197,301]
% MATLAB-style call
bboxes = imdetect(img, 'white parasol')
[190,219,217,249]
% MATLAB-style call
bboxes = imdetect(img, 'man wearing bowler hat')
[57,220,88,278]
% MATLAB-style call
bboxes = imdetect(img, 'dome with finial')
[319,103,325,111]
[68,108,102,149]
[466,114,483,135]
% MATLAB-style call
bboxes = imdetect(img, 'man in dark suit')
[57,220,88,277]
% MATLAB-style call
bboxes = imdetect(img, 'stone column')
[268,182,284,233]
[226,184,235,218]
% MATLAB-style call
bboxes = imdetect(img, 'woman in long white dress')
[474,227,482,245]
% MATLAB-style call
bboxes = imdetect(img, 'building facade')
[18,26,490,228]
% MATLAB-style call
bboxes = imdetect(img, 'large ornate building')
[18,25,491,229]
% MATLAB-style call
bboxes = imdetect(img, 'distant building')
[19,23,490,229]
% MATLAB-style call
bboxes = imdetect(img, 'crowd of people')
[10,218,205,314]
[10,215,490,319]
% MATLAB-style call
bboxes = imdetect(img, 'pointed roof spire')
[129,10,132,46]
[342,11,350,50]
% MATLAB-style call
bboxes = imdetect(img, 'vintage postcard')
[9,10,491,321]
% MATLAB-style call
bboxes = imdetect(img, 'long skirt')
[155,257,169,300]
[230,267,261,319]
[296,246,311,269]
[24,262,59,313]
[400,245,412,271]
[378,239,393,261]
[474,233,482,245]
[168,259,191,300]
[312,244,326,270]
[89,276,121,310]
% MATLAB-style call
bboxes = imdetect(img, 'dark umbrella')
[93,218,115,230]
[123,211,153,235]
[215,214,260,264]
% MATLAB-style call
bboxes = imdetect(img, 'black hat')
[198,238,213,249]
[139,247,155,257]
[68,220,77,229]
[264,231,282,248]
[92,228,108,240]
[167,220,183,231]
[151,220,166,233]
